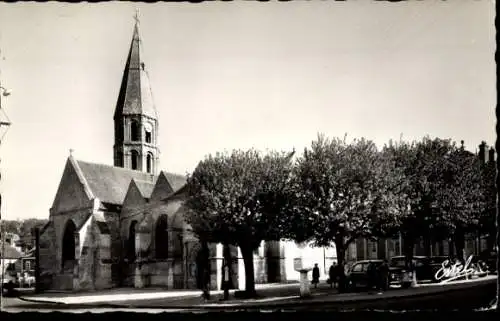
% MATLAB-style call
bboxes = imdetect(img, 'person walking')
[367,262,377,292]
[377,260,390,294]
[328,263,336,288]
[312,263,320,289]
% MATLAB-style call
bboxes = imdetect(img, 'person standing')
[312,263,320,289]
[328,263,336,288]
[377,260,390,293]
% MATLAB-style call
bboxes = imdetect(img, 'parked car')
[479,250,498,274]
[346,260,401,291]
[389,256,439,285]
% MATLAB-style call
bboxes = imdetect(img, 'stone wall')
[38,221,57,291]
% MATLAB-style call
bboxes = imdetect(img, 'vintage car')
[346,259,402,291]
[389,256,441,285]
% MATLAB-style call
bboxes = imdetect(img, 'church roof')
[76,159,156,205]
[114,20,158,120]
[162,171,187,192]
[134,179,155,199]
[73,158,187,206]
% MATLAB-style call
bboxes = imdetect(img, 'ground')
[2,275,496,313]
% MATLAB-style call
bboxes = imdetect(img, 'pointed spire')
[114,11,157,120]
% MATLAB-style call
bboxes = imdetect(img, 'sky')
[0,1,496,220]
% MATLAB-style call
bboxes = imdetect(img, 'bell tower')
[113,12,159,175]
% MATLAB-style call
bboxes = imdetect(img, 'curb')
[17,277,495,311]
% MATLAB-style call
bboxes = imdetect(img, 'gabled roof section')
[76,159,156,205]
[114,20,158,120]
[163,171,187,192]
[135,179,155,199]
[150,171,187,201]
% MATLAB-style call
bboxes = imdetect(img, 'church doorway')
[128,221,138,261]
[155,215,169,259]
[61,219,77,273]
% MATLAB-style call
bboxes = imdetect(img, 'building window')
[131,121,140,141]
[128,221,137,261]
[146,153,153,173]
[131,150,139,170]
[117,151,124,167]
[155,215,169,259]
[144,123,153,144]
[62,220,76,266]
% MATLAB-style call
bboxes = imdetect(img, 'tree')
[479,149,497,253]
[291,134,407,290]
[380,137,453,268]
[185,149,295,296]
[434,144,484,261]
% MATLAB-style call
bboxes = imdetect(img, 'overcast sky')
[0,1,495,220]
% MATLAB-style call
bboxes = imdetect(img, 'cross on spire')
[134,9,140,26]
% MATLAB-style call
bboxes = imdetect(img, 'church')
[37,18,337,292]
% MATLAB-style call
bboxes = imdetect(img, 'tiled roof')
[74,159,186,206]
[0,244,22,259]
[76,160,156,205]
[134,179,155,199]
[162,171,187,193]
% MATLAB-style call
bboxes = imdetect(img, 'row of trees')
[184,134,496,296]
[0,218,48,252]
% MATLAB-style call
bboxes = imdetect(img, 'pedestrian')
[366,262,377,291]
[377,260,390,293]
[221,260,230,301]
[202,265,211,301]
[328,263,336,288]
[312,263,320,289]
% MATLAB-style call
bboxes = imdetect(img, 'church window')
[146,153,153,173]
[117,151,124,167]
[144,123,153,144]
[62,220,76,266]
[131,150,139,170]
[131,121,140,141]
[155,215,169,259]
[128,221,137,261]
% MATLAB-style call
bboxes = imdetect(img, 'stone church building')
[37,19,337,292]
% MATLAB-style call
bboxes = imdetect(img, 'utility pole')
[0,47,12,295]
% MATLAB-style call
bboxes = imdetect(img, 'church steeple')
[114,12,159,175]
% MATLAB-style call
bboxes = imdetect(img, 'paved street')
[1,275,496,312]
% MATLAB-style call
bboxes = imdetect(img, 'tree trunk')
[240,244,257,297]
[334,237,347,293]
[448,239,455,258]
[423,235,432,257]
[402,235,414,270]
[453,231,466,263]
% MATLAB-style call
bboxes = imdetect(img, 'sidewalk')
[19,275,497,310]
[19,281,303,305]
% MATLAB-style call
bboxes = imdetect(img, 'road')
[1,276,496,312]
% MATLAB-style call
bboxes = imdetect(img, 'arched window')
[146,153,153,173]
[131,121,140,141]
[62,220,76,266]
[128,221,138,261]
[116,151,124,167]
[131,150,139,170]
[144,123,152,144]
[155,215,169,259]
